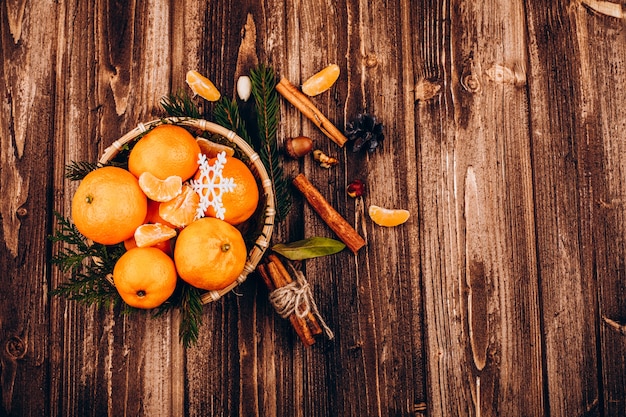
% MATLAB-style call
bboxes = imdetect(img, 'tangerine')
[71,166,147,245]
[193,155,259,225]
[128,124,200,181]
[368,205,410,227]
[196,137,235,158]
[113,247,178,309]
[174,217,247,291]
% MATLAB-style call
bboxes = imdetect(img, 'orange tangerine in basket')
[301,64,340,96]
[368,205,410,227]
[159,185,200,228]
[128,124,201,181]
[113,247,177,309]
[186,70,221,102]
[138,172,183,202]
[193,155,259,225]
[71,166,147,245]
[174,217,247,291]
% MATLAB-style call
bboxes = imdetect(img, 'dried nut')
[347,179,365,198]
[285,136,313,158]
[237,76,252,102]
[313,149,338,168]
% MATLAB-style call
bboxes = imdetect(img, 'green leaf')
[272,237,346,260]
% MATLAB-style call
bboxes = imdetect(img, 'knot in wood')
[461,74,481,93]
[5,336,27,359]
[364,54,379,68]
[16,207,28,218]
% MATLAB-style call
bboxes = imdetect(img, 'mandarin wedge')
[159,185,200,228]
[138,172,183,202]
[186,70,221,101]
[196,137,235,158]
[301,64,340,96]
[368,205,410,227]
[134,223,177,248]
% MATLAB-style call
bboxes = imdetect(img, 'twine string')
[268,269,334,340]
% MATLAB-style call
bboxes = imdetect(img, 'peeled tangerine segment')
[134,223,177,248]
[186,70,221,101]
[368,205,410,227]
[159,185,200,228]
[138,172,183,202]
[196,137,235,159]
[301,64,340,96]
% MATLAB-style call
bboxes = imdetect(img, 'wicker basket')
[99,117,276,304]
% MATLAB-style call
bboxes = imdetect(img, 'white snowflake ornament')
[189,151,236,220]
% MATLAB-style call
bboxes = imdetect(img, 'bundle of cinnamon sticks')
[257,254,323,346]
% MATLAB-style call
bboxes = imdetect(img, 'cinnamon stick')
[276,77,348,147]
[257,263,316,346]
[267,254,323,335]
[292,173,366,254]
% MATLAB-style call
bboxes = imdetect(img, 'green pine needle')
[249,64,292,221]
[214,97,254,146]
[161,90,202,118]
[65,161,101,181]
[49,212,121,307]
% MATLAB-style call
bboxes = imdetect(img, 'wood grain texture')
[1,0,626,416]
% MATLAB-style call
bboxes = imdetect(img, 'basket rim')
[100,117,276,304]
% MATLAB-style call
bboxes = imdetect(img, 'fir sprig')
[160,90,202,119]
[65,161,101,181]
[214,97,254,146]
[49,212,121,307]
[249,64,292,220]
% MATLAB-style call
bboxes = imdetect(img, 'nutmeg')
[285,136,313,159]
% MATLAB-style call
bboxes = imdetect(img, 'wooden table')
[2,1,626,416]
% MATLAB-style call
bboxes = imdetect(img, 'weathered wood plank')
[525,1,604,416]
[569,2,626,416]
[0,1,57,416]
[417,1,544,415]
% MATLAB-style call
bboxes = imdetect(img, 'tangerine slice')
[186,70,221,101]
[368,205,410,227]
[124,232,174,256]
[138,172,183,202]
[301,64,340,96]
[196,137,235,159]
[134,223,177,248]
[159,185,200,228]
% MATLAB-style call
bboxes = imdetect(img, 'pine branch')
[160,90,202,118]
[249,64,292,221]
[49,212,121,307]
[65,161,101,181]
[214,97,253,146]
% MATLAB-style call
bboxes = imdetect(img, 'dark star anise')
[345,113,384,153]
